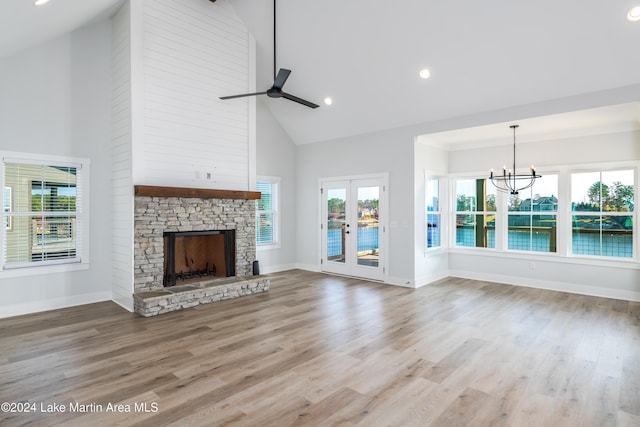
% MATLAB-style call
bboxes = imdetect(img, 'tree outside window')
[571,170,634,258]
[455,179,496,248]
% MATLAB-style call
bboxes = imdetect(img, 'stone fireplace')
[132,186,269,316]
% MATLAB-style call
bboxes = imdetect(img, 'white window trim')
[1,151,90,277]
[505,173,559,254]
[448,161,638,265]
[425,172,447,253]
[567,165,637,261]
[451,175,497,250]
[256,175,281,250]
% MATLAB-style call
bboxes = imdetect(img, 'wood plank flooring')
[1,270,639,426]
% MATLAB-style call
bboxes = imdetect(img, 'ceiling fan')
[219,0,319,109]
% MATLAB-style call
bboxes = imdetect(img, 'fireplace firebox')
[163,230,235,286]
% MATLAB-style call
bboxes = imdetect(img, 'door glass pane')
[327,188,346,263]
[357,186,379,267]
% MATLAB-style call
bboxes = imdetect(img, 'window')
[2,156,85,269]
[455,178,496,248]
[256,177,279,246]
[426,177,441,249]
[571,170,634,258]
[508,175,558,253]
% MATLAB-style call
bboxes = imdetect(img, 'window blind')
[256,181,275,245]
[2,159,82,269]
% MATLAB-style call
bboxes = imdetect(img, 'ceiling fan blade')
[282,92,319,109]
[220,91,267,100]
[272,68,291,90]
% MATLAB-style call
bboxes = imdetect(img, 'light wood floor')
[1,270,639,426]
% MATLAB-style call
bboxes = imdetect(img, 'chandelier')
[489,125,541,195]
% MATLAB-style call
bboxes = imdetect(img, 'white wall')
[446,129,640,301]
[255,101,297,273]
[111,2,134,311]
[0,21,112,317]
[133,0,255,191]
[295,128,416,285]
[414,141,449,286]
[448,130,640,173]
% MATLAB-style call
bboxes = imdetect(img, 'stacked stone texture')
[134,196,256,291]
[133,277,269,317]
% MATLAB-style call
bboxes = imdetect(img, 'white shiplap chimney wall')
[135,0,255,190]
[110,0,255,311]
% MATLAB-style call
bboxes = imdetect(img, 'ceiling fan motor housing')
[267,88,283,98]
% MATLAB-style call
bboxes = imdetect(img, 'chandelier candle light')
[489,125,541,195]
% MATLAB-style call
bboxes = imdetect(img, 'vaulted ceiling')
[229,0,640,144]
[3,0,639,145]
[0,0,122,59]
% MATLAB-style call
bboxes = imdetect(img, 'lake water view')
[455,228,632,257]
[327,223,633,258]
[327,223,379,257]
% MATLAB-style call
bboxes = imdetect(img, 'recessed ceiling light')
[628,6,640,21]
[35,0,50,5]
[419,68,431,79]
[323,97,333,106]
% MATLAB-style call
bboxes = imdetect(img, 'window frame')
[425,174,444,251]
[1,152,90,275]
[256,176,281,250]
[569,167,636,260]
[506,174,559,254]
[453,177,497,250]
[449,162,638,266]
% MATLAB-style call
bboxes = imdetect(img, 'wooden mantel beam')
[134,185,261,200]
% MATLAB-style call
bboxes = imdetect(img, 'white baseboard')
[111,294,134,312]
[259,263,298,275]
[386,276,416,288]
[295,263,321,273]
[291,267,416,289]
[449,269,640,302]
[415,271,451,288]
[0,291,112,319]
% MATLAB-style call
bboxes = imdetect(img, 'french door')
[321,176,386,281]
